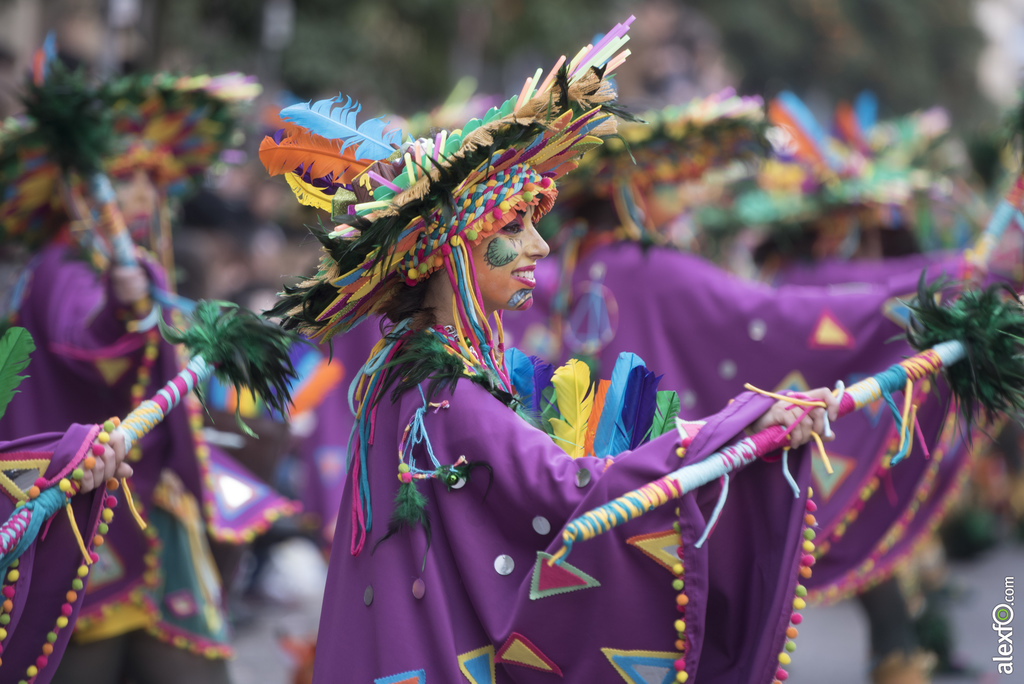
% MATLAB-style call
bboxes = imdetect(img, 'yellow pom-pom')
[6,570,18,582]
[102,509,114,523]
[27,665,38,677]
[778,652,791,665]
[674,619,686,633]
[793,597,806,610]
[676,672,689,683]
[56,616,69,629]
[77,565,89,578]
[802,540,814,553]
[97,431,110,444]
[58,479,72,493]
[671,563,684,576]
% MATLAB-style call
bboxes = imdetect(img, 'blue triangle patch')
[601,649,678,684]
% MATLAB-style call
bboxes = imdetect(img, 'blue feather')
[777,91,841,171]
[504,348,536,402]
[594,352,645,457]
[280,95,402,161]
[854,91,878,133]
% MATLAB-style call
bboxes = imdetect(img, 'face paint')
[508,289,533,309]
[484,236,519,269]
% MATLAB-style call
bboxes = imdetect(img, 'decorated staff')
[554,276,1024,563]
[0,301,298,572]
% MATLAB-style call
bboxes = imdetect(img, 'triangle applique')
[374,670,425,684]
[601,648,678,684]
[811,452,856,502]
[212,472,258,519]
[86,543,126,592]
[626,529,680,572]
[0,456,49,502]
[314,446,346,486]
[773,370,809,394]
[808,309,855,349]
[530,552,600,600]
[495,632,562,676]
[881,294,914,330]
[457,645,496,684]
[94,357,133,386]
[673,419,705,448]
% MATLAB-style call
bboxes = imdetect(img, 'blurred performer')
[0,53,295,684]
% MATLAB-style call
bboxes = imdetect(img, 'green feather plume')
[649,390,681,439]
[0,327,35,421]
[905,273,1024,429]
[158,301,300,428]
[374,480,431,564]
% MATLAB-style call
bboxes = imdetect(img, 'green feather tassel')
[374,480,432,565]
[158,301,300,430]
[0,327,35,421]
[906,273,1024,430]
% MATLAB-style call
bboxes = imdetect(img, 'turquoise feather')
[280,95,401,161]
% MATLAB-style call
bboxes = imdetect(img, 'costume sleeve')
[0,424,109,684]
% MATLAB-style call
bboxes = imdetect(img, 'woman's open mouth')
[511,265,536,287]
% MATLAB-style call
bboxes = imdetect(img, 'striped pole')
[119,356,213,451]
[553,340,965,564]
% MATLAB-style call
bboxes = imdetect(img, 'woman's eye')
[502,223,523,234]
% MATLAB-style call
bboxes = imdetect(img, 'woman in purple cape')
[262,25,840,684]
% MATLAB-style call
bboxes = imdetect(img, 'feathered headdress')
[262,17,640,343]
[107,72,260,194]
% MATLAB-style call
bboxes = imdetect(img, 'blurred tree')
[153,0,621,114]
[687,0,992,128]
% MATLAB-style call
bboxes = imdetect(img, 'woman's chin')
[506,290,534,311]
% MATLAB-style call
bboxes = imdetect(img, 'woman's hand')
[747,387,840,449]
[80,429,133,493]
[111,265,150,306]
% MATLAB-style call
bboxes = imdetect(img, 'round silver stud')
[412,578,426,600]
[748,319,767,341]
[575,468,592,488]
[494,554,515,576]
[718,359,737,380]
[681,390,697,410]
[532,516,551,535]
[363,585,373,606]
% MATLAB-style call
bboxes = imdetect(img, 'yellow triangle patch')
[626,529,681,572]
[495,633,562,675]
[808,310,855,349]
[94,357,132,386]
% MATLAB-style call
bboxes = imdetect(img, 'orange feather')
[259,129,369,184]
[584,380,610,457]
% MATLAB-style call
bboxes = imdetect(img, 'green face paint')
[484,236,518,269]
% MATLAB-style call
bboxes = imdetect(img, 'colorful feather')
[584,380,609,457]
[279,95,401,161]
[615,365,661,452]
[504,347,537,402]
[649,390,681,439]
[547,359,594,458]
[0,327,35,421]
[259,128,367,184]
[284,172,334,212]
[593,352,645,457]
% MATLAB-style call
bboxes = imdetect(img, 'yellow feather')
[284,172,333,212]
[548,359,594,458]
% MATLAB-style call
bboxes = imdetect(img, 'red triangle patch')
[496,632,563,676]
[538,560,590,592]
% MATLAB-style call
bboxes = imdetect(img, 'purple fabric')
[312,375,791,682]
[0,425,104,684]
[504,242,972,609]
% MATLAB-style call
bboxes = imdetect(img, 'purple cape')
[310,367,837,682]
